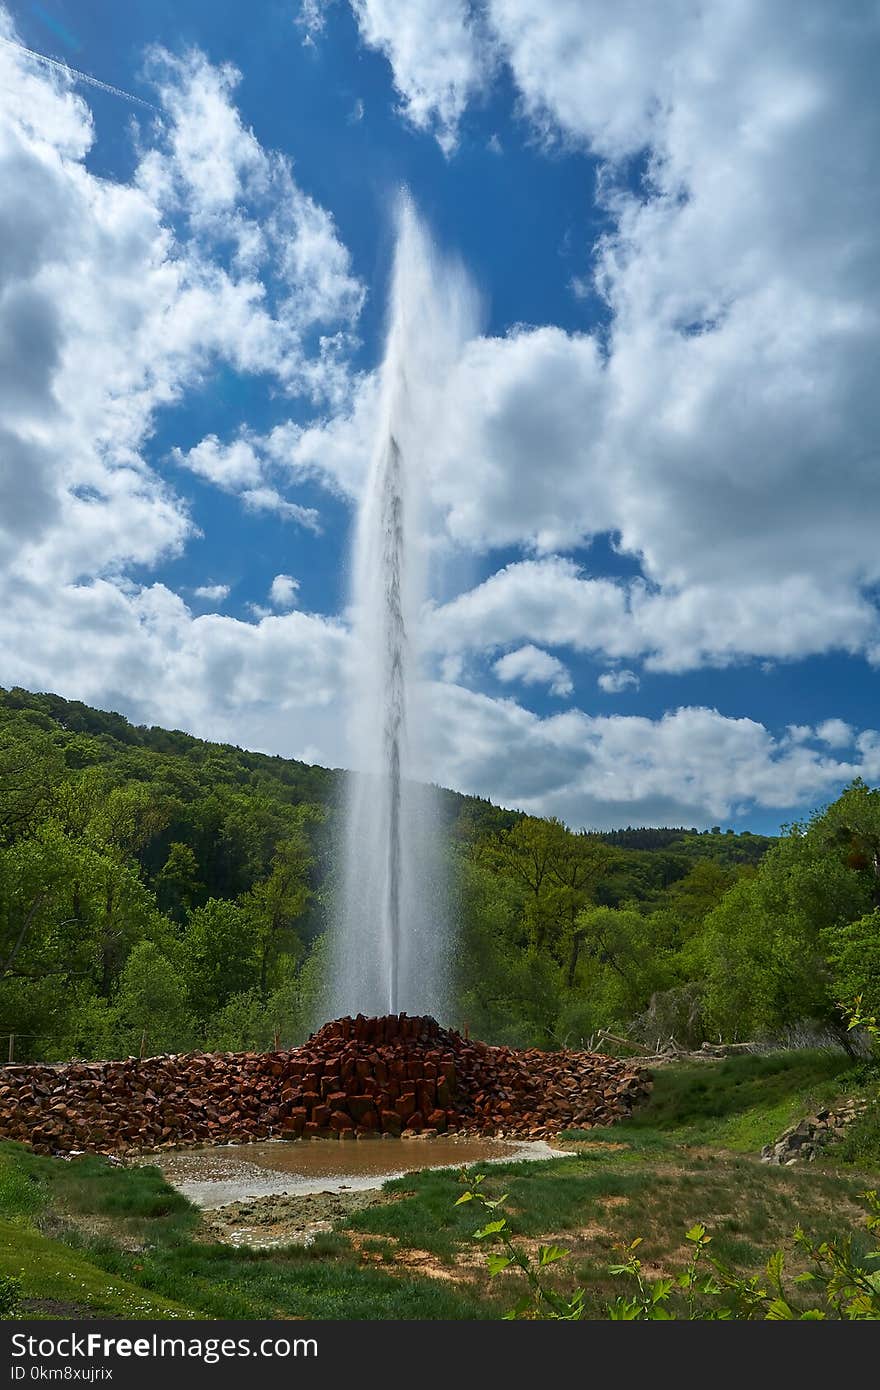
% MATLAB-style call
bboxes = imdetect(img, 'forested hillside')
[1,686,877,1061]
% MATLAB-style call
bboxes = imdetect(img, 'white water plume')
[330,194,477,1020]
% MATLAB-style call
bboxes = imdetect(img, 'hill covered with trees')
[1,685,877,1061]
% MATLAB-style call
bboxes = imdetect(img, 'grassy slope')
[0,1050,877,1320]
[0,1143,481,1320]
[604,1047,858,1149]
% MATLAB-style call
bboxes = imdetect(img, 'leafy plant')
[606,1223,722,1319]
[455,1172,585,1319]
[458,1177,880,1320]
[845,995,879,1048]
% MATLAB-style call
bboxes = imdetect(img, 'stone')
[348,1094,379,1123]
[0,1013,651,1155]
[395,1092,417,1120]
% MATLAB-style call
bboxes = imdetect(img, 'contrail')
[0,33,158,111]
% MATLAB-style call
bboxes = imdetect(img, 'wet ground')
[143,1134,562,1208]
[198,1188,405,1249]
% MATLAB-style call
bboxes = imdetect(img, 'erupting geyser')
[330,196,477,1020]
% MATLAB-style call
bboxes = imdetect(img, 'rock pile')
[0,1014,651,1156]
[761,1097,870,1165]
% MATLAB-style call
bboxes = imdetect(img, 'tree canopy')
[1,685,877,1058]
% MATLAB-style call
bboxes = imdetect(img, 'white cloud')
[493,643,572,697]
[598,668,639,694]
[241,486,322,531]
[269,573,301,608]
[296,1,334,43]
[137,47,364,403]
[815,719,854,750]
[193,582,230,603]
[348,0,492,153]
[174,369,379,519]
[350,0,880,672]
[0,15,362,768]
[173,433,323,529]
[0,571,350,763]
[3,3,878,832]
[430,329,612,552]
[427,558,877,675]
[174,435,263,490]
[182,1,880,678]
[0,16,364,591]
[263,371,379,498]
[786,725,812,746]
[425,686,880,828]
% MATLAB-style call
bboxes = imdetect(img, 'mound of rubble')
[0,1014,651,1155]
[761,1096,870,1165]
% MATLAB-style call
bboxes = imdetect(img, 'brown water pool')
[144,1136,562,1208]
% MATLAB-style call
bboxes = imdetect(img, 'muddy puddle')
[143,1135,562,1208]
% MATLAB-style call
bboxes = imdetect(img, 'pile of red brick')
[0,1014,651,1155]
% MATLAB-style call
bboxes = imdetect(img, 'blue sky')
[1,0,878,833]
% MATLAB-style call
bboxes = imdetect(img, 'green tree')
[240,810,321,994]
[455,856,556,1045]
[701,831,870,1040]
[572,905,670,1020]
[476,816,559,951]
[181,898,257,1018]
[155,842,203,922]
[826,909,880,1017]
[0,822,163,997]
[477,817,614,964]
[0,721,63,845]
[547,832,617,984]
[810,780,880,905]
[112,941,193,1057]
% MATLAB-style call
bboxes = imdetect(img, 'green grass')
[612,1048,857,1150]
[348,1158,650,1258]
[82,1235,482,1320]
[0,1156,45,1220]
[0,1142,481,1320]
[0,1048,876,1320]
[0,1219,190,1319]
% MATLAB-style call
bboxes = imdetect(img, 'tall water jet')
[330,196,476,1020]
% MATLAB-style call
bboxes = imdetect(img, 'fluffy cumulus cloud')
[193,582,231,603]
[348,0,492,153]
[269,574,301,609]
[0,10,360,764]
[0,575,349,764]
[598,669,639,695]
[4,2,879,829]
[178,369,379,514]
[426,558,878,675]
[492,644,572,697]
[346,0,880,675]
[425,687,880,828]
[173,435,263,490]
[815,719,854,750]
[240,486,322,532]
[139,48,364,353]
